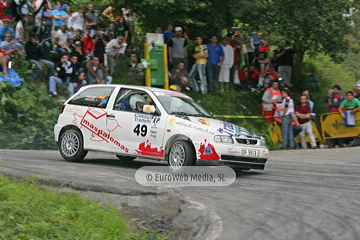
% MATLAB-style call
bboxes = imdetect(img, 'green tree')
[129,0,234,38]
[342,10,360,82]
[232,0,353,78]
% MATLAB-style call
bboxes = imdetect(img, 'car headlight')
[260,138,267,147]
[214,135,234,144]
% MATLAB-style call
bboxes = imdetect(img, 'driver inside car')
[129,94,148,112]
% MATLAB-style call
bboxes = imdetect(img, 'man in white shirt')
[70,7,85,34]
[105,35,127,75]
[15,20,23,40]
[280,89,295,149]
[54,23,71,54]
[218,37,234,93]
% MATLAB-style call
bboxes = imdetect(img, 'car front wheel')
[59,129,87,162]
[168,140,196,172]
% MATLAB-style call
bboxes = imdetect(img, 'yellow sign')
[320,112,360,140]
[270,121,323,145]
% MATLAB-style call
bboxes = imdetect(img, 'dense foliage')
[130,0,354,75]
[0,57,62,150]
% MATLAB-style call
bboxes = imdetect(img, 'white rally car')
[54,85,269,171]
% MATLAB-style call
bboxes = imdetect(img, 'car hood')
[174,115,262,139]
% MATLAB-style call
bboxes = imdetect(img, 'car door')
[66,86,116,152]
[108,88,167,158]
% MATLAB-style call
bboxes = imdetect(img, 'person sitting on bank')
[170,61,190,92]
[49,52,77,98]
[339,91,360,121]
[85,56,108,84]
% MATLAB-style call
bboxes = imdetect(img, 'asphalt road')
[0,148,360,240]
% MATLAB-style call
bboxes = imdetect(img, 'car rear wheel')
[59,129,87,162]
[168,140,196,172]
[116,155,136,161]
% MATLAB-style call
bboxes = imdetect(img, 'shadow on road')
[79,158,264,178]
[80,158,167,169]
[234,170,263,178]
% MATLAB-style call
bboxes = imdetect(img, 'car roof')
[82,84,190,98]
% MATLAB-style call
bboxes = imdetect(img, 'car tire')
[168,140,196,172]
[116,155,136,161]
[59,128,87,162]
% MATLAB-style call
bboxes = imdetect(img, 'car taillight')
[60,105,66,114]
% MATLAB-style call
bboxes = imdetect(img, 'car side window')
[113,89,155,113]
[68,87,115,108]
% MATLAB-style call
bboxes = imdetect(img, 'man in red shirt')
[324,84,344,113]
[82,28,94,56]
[248,64,261,89]
[260,35,270,58]
[295,95,318,149]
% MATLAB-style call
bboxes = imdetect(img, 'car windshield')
[156,95,213,118]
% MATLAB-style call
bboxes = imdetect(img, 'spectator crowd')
[0,2,140,97]
[262,80,360,149]
[0,1,321,97]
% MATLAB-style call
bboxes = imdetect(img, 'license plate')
[241,149,260,157]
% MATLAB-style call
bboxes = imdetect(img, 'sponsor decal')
[134,114,153,124]
[100,98,108,104]
[84,95,97,101]
[174,121,215,135]
[154,91,191,99]
[198,119,210,125]
[220,122,235,136]
[152,116,161,124]
[133,115,161,139]
[198,140,220,160]
[136,140,164,158]
[73,108,129,152]
[227,147,241,155]
[64,105,82,114]
[149,117,160,140]
[219,121,255,137]
[83,96,109,107]
[263,150,269,157]
[169,118,176,125]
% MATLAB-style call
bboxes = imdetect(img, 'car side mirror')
[143,105,156,114]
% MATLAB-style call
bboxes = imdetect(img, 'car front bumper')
[196,144,269,170]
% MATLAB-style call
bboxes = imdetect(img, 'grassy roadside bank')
[0,174,160,239]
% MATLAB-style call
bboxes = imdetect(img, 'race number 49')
[134,124,147,137]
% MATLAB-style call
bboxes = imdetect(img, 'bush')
[0,56,62,150]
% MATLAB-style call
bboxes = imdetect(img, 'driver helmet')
[129,94,147,112]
